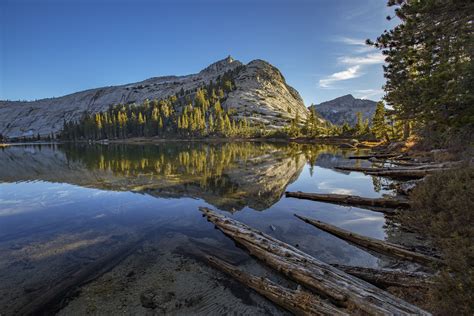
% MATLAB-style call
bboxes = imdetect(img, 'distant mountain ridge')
[311,94,377,126]
[0,56,309,139]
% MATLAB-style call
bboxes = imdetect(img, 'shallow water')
[0,142,413,314]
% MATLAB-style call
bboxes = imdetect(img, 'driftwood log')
[207,255,348,315]
[199,207,430,315]
[365,168,449,179]
[348,153,402,160]
[332,264,434,289]
[368,158,421,165]
[367,159,457,167]
[335,164,450,173]
[295,214,441,266]
[285,191,410,210]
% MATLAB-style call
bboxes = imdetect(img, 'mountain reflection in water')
[0,142,352,211]
[0,142,403,315]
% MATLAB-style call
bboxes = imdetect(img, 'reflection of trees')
[64,143,281,187]
[0,142,375,210]
[62,142,341,186]
[58,142,316,210]
[58,142,350,210]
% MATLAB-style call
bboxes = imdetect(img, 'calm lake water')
[0,142,414,315]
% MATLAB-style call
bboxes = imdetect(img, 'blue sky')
[1,0,396,104]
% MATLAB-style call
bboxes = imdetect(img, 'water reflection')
[0,142,400,315]
[0,142,356,211]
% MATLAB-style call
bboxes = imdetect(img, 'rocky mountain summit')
[0,56,308,139]
[311,94,377,126]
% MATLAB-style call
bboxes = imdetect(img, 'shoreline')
[2,136,380,147]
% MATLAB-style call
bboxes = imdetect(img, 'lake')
[0,142,417,315]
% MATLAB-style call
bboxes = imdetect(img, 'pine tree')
[342,121,351,134]
[371,101,387,139]
[370,0,473,144]
[355,112,364,135]
[208,114,214,133]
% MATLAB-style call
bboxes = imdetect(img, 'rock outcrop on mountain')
[311,94,377,126]
[0,56,308,139]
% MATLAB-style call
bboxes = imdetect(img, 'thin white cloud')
[338,53,385,65]
[319,36,384,89]
[354,89,384,100]
[335,37,374,53]
[337,37,366,46]
[319,65,363,88]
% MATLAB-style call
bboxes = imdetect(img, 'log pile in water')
[207,255,348,315]
[199,207,430,315]
[294,214,442,266]
[285,191,410,210]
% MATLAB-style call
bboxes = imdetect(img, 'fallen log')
[285,191,410,209]
[199,207,430,315]
[335,164,450,173]
[332,264,434,289]
[295,214,442,266]
[369,159,429,166]
[348,153,401,160]
[365,168,450,179]
[207,255,348,315]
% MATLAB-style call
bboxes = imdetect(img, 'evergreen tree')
[369,0,473,144]
[354,112,364,135]
[371,101,388,140]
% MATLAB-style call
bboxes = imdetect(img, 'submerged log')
[16,230,153,315]
[285,191,410,209]
[199,207,430,315]
[207,255,348,315]
[332,264,434,289]
[295,214,442,266]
